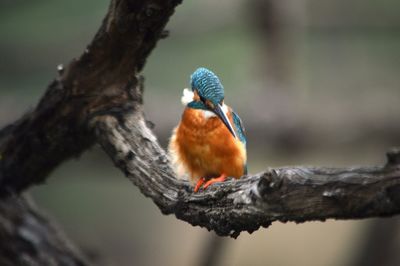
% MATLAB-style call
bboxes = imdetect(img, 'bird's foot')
[203,174,227,189]
[194,177,206,192]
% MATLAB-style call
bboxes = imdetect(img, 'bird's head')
[181,67,237,138]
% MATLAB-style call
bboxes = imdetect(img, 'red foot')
[203,174,227,189]
[194,177,206,192]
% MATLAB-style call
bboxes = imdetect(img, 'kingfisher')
[169,67,247,192]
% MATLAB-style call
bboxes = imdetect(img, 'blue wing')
[231,110,246,145]
[231,110,248,174]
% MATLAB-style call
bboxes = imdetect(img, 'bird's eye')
[193,90,201,102]
[199,95,206,103]
[205,100,214,109]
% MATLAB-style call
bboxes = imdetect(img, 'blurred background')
[1,0,400,265]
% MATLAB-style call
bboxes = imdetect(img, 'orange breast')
[169,107,246,182]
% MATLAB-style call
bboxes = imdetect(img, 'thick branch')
[0,0,182,194]
[94,111,400,238]
[0,195,89,266]
[0,0,399,246]
[0,0,182,261]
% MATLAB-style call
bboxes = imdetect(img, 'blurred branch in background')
[246,2,400,265]
[0,195,88,266]
[0,0,183,263]
[197,235,226,266]
[0,0,400,265]
[352,217,400,266]
[247,0,306,89]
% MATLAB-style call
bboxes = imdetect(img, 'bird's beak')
[213,104,237,139]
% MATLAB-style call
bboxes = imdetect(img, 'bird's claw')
[194,177,206,192]
[194,174,227,192]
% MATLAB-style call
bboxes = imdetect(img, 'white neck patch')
[181,88,194,106]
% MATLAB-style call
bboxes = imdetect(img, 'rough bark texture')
[0,0,182,194]
[0,0,182,264]
[0,1,400,264]
[0,195,88,266]
[94,111,400,237]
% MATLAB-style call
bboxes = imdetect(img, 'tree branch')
[0,0,182,194]
[93,108,400,237]
[1,0,399,245]
[0,195,89,266]
[0,0,183,262]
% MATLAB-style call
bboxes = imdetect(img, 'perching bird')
[169,67,247,192]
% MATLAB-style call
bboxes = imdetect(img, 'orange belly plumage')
[169,107,246,182]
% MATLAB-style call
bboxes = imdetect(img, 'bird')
[168,67,247,192]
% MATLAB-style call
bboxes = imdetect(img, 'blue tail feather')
[231,110,247,175]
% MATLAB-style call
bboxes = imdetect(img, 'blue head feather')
[190,67,225,105]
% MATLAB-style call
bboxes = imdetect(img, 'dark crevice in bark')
[93,110,400,237]
[0,1,399,265]
[0,0,183,264]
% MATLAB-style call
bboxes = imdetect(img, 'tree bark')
[0,0,182,194]
[94,112,400,237]
[0,195,88,266]
[0,2,399,265]
[0,0,183,263]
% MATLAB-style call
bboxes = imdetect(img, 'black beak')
[213,104,237,139]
